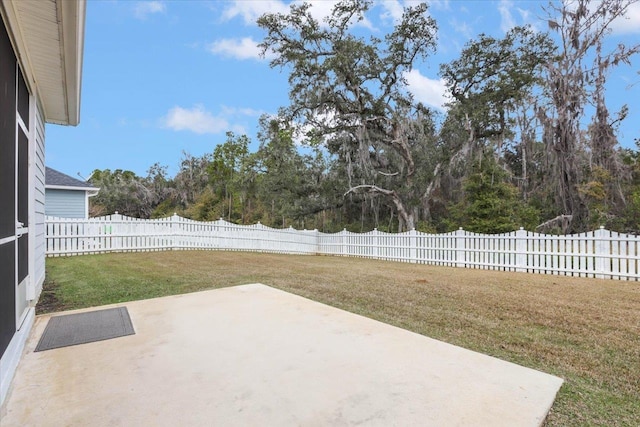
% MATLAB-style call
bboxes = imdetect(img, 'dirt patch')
[36,277,67,314]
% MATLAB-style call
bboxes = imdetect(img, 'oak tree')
[258,0,439,231]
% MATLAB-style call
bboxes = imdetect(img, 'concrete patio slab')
[1,284,562,426]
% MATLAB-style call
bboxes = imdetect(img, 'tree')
[208,132,250,221]
[615,140,640,232]
[438,27,555,229]
[173,151,211,209]
[89,169,152,217]
[258,0,439,231]
[537,0,640,232]
[440,26,555,152]
[253,118,310,227]
[144,163,177,218]
[448,155,539,233]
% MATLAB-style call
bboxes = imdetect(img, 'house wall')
[0,20,45,407]
[45,189,87,219]
[32,102,46,297]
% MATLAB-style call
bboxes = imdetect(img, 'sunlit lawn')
[42,251,640,426]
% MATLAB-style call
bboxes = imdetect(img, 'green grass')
[42,251,640,426]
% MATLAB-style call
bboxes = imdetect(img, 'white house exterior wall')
[0,70,42,409]
[32,100,45,297]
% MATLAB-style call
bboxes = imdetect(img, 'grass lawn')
[41,251,640,426]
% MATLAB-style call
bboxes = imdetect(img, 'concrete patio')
[0,284,563,426]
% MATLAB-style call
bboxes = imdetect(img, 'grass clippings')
[41,251,640,426]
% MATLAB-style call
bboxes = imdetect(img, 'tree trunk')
[344,184,414,231]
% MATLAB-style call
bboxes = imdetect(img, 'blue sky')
[46,0,640,179]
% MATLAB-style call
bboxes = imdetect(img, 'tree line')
[89,0,640,234]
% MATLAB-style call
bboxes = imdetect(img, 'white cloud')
[221,106,265,117]
[498,0,516,33]
[134,1,166,20]
[430,0,451,11]
[380,1,404,24]
[222,0,289,25]
[558,1,640,35]
[379,0,436,24]
[305,1,374,28]
[221,0,372,29]
[287,0,374,29]
[403,69,450,110]
[516,7,542,32]
[294,110,341,146]
[208,37,273,61]
[163,105,229,134]
[496,0,542,33]
[517,7,532,22]
[306,1,339,22]
[229,124,248,135]
[611,2,640,34]
[449,18,473,39]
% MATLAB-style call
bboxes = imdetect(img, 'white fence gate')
[46,214,640,281]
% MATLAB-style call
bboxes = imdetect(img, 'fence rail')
[46,214,640,281]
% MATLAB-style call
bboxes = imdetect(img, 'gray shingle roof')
[45,167,97,189]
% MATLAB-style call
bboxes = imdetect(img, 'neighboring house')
[45,167,99,219]
[1,1,85,405]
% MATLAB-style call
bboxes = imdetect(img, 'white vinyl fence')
[45,213,317,256]
[46,214,640,281]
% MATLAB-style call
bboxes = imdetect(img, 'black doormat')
[35,307,135,352]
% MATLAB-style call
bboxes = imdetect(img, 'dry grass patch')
[43,251,640,426]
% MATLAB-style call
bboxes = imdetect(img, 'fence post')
[456,228,465,268]
[410,228,417,263]
[516,227,527,272]
[373,228,379,260]
[112,212,122,251]
[171,213,179,250]
[342,228,347,256]
[595,226,609,279]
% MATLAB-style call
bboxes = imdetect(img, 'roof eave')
[0,0,86,126]
[46,185,99,192]
[58,0,85,126]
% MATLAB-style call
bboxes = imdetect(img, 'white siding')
[45,189,86,219]
[33,102,46,296]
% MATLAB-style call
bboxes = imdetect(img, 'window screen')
[0,22,17,240]
[18,127,28,225]
[17,69,29,128]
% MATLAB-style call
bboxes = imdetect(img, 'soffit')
[1,0,85,126]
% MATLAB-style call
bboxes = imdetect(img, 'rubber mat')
[35,307,134,352]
